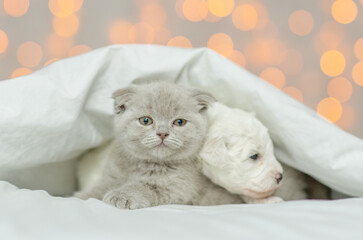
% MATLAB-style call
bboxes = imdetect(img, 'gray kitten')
[75,82,241,209]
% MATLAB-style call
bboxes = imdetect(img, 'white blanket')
[0,45,363,239]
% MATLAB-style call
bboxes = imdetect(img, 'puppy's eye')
[139,116,153,126]
[250,154,259,160]
[173,119,187,126]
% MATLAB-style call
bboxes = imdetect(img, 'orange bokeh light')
[336,103,355,130]
[17,41,43,68]
[280,49,303,76]
[140,3,167,28]
[331,0,357,24]
[167,36,192,48]
[0,30,8,54]
[183,0,208,22]
[260,67,285,89]
[128,22,154,44]
[43,58,59,67]
[352,61,363,86]
[109,20,132,44]
[245,38,286,67]
[4,0,29,17]
[288,10,314,36]
[228,50,246,68]
[327,77,352,102]
[208,0,234,17]
[252,22,278,40]
[73,0,83,12]
[53,14,80,38]
[68,45,91,57]
[204,11,220,22]
[46,33,74,57]
[320,50,345,77]
[315,21,344,54]
[207,33,234,57]
[354,38,363,61]
[282,87,303,102]
[232,4,258,31]
[317,97,342,122]
[10,67,32,78]
[153,27,171,45]
[49,0,75,18]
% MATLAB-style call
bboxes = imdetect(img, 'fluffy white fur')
[200,102,309,203]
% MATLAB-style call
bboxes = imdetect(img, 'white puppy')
[200,102,309,203]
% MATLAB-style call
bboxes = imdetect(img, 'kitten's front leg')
[103,183,157,210]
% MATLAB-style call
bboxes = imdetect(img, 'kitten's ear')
[112,86,136,114]
[191,89,216,113]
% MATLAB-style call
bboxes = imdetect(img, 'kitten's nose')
[275,173,283,184]
[157,132,169,141]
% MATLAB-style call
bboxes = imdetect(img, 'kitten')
[75,82,241,209]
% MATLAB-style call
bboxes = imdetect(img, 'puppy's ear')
[190,89,216,113]
[112,86,136,114]
[200,137,229,166]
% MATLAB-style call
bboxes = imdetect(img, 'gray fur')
[75,82,241,209]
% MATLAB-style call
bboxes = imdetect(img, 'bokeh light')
[228,50,246,68]
[208,0,234,17]
[109,20,132,44]
[207,33,234,57]
[282,87,303,102]
[327,77,352,102]
[182,0,208,22]
[73,0,83,12]
[0,30,8,54]
[53,14,80,38]
[16,42,43,68]
[232,5,258,31]
[49,0,75,18]
[43,58,59,67]
[204,11,221,22]
[320,50,345,77]
[288,10,314,36]
[46,33,74,57]
[167,36,192,48]
[352,61,363,86]
[252,2,269,29]
[354,38,363,61]
[315,21,344,54]
[140,3,167,28]
[260,67,285,89]
[68,45,91,57]
[317,97,342,122]
[245,38,286,67]
[128,22,154,44]
[331,0,357,24]
[10,67,32,78]
[4,0,29,17]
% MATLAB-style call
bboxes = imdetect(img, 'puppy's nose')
[275,173,283,184]
[157,132,169,141]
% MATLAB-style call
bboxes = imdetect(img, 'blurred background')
[0,0,362,138]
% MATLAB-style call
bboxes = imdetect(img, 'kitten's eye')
[139,116,153,126]
[250,154,259,161]
[173,119,187,126]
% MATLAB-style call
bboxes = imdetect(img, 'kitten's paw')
[103,190,151,210]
